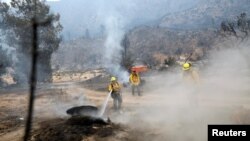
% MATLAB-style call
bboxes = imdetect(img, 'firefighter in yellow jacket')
[182,63,200,84]
[182,62,200,106]
[129,71,141,96]
[108,77,122,111]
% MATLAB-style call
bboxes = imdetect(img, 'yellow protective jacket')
[182,69,200,85]
[129,73,140,85]
[108,81,121,92]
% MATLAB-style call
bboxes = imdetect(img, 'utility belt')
[131,82,140,86]
[112,90,120,94]
[132,84,139,86]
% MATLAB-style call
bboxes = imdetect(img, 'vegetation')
[220,13,250,39]
[0,0,62,85]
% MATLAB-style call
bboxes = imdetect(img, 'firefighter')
[108,77,122,111]
[182,62,200,106]
[129,70,141,96]
[182,62,200,84]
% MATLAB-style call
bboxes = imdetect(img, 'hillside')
[51,0,250,71]
[124,26,216,67]
[159,0,250,29]
[52,38,105,71]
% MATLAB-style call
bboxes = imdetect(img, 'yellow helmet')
[183,63,191,71]
[110,77,116,81]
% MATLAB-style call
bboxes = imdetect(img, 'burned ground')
[29,116,122,141]
[0,72,250,141]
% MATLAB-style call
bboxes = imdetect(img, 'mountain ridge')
[159,0,250,29]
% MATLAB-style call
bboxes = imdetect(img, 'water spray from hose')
[98,90,112,117]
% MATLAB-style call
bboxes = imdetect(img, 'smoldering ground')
[2,40,249,141]
[33,86,95,118]
[110,39,250,141]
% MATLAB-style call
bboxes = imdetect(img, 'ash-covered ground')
[0,67,250,141]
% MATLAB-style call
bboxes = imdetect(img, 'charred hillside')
[52,38,105,71]
[124,26,216,66]
[51,0,250,72]
[159,0,250,29]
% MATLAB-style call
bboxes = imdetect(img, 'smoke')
[110,39,250,141]
[0,30,30,84]
[0,0,10,3]
[204,41,250,96]
[103,15,129,83]
[34,86,93,118]
[95,0,200,83]
[0,29,18,82]
[48,0,201,38]
[0,27,16,60]
[49,0,202,82]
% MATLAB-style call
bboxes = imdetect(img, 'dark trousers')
[111,92,122,110]
[132,85,141,96]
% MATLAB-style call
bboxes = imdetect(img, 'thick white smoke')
[94,1,131,83]
[103,15,129,83]
[34,87,93,118]
[110,38,250,141]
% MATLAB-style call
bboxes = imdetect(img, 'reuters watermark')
[208,125,250,141]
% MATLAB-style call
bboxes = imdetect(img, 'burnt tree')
[0,0,62,83]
